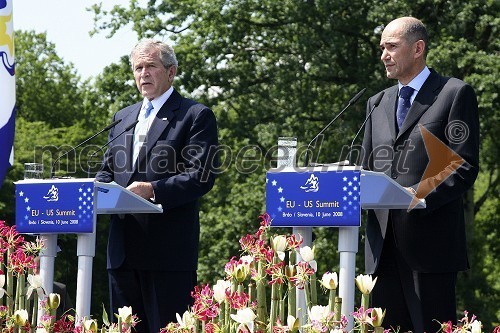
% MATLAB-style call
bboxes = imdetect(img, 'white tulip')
[48,293,61,310]
[14,309,29,326]
[299,246,317,272]
[286,315,300,331]
[231,308,256,333]
[83,319,98,332]
[471,320,482,333]
[118,306,133,324]
[0,274,5,298]
[308,305,330,322]
[371,307,385,327]
[26,274,45,299]
[213,279,231,303]
[300,246,314,261]
[240,255,254,266]
[176,310,196,329]
[355,274,378,294]
[272,235,287,252]
[320,272,338,290]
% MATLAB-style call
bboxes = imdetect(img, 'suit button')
[391,172,398,179]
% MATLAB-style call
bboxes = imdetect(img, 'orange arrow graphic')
[409,124,465,210]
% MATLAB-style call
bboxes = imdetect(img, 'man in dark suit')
[96,39,218,333]
[361,17,479,333]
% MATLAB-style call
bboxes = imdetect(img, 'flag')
[0,0,16,188]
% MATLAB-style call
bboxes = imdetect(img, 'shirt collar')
[141,86,174,116]
[398,66,430,102]
[398,66,431,92]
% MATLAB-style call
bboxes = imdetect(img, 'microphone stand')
[304,88,366,166]
[50,119,122,178]
[347,91,385,165]
[87,120,139,178]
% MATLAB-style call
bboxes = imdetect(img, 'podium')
[14,178,162,321]
[267,139,425,330]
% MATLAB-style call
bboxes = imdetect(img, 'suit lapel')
[397,70,442,139]
[383,86,399,141]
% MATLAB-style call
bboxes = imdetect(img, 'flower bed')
[1,217,493,333]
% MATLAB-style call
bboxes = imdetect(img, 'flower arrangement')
[0,220,140,333]
[2,217,494,333]
[0,219,46,332]
[158,214,495,333]
[158,214,375,333]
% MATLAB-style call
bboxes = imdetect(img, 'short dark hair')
[402,18,429,57]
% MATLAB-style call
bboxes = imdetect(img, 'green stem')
[361,323,368,333]
[310,273,317,306]
[7,249,14,315]
[247,282,254,306]
[224,300,230,333]
[360,294,370,333]
[334,297,342,325]
[218,301,225,325]
[361,293,370,310]
[328,289,337,313]
[15,274,21,311]
[287,280,296,318]
[19,273,26,312]
[304,282,311,313]
[279,298,285,324]
[256,260,267,323]
[31,294,38,330]
[270,283,278,331]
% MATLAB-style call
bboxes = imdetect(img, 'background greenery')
[0,0,498,329]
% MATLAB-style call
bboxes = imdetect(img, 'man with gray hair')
[96,39,219,332]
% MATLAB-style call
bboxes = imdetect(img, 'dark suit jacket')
[96,89,218,271]
[361,69,479,274]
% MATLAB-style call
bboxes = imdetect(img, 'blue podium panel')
[266,167,361,227]
[15,179,95,234]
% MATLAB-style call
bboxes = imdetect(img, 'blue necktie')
[396,86,414,129]
[133,101,154,165]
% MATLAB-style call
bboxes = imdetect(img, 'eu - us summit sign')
[266,167,361,227]
[15,179,95,233]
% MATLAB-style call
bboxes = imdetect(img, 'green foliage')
[14,31,86,128]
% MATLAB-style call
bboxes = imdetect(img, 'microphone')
[88,120,139,161]
[304,88,366,166]
[50,119,122,178]
[347,91,385,165]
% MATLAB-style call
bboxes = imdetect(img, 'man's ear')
[168,66,177,82]
[414,40,426,59]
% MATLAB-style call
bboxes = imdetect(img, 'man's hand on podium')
[127,181,155,201]
[404,186,418,197]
